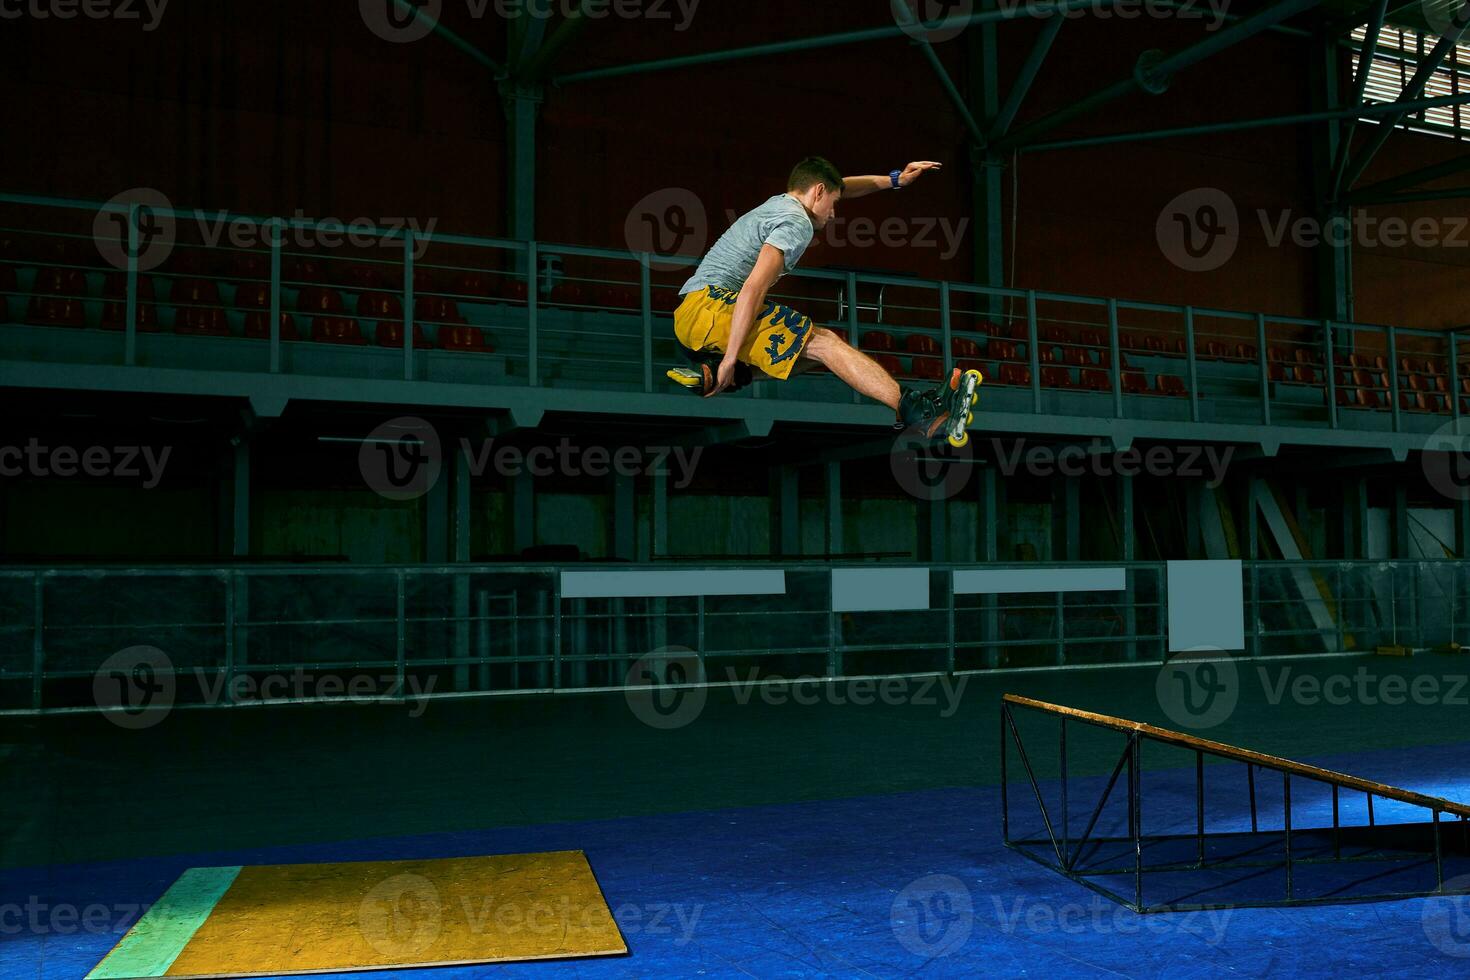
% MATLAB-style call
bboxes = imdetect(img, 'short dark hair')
[788,156,844,194]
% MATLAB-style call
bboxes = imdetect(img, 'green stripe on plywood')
[86,866,242,979]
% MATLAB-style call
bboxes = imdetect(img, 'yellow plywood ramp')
[88,850,626,979]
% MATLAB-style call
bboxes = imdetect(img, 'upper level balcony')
[1,193,1461,455]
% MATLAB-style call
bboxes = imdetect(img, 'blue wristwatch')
[890,169,903,189]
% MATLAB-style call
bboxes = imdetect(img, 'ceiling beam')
[1328,0,1390,201]
[1349,153,1470,200]
[994,0,1324,151]
[390,0,501,74]
[1021,90,1470,154]
[1338,23,1469,192]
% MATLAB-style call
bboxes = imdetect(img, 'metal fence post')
[641,258,654,393]
[223,571,235,707]
[122,203,140,367]
[527,241,539,386]
[940,281,953,376]
[1324,320,1338,428]
[1387,325,1401,431]
[30,572,43,711]
[403,231,416,381]
[1451,330,1461,433]
[1027,290,1041,413]
[269,219,282,374]
[395,570,407,701]
[1256,314,1270,426]
[1108,299,1123,418]
[847,272,860,404]
[1184,306,1199,423]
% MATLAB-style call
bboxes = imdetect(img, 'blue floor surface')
[7,740,1470,978]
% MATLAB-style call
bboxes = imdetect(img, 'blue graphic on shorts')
[763,303,812,365]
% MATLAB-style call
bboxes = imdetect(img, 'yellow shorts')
[673,285,816,381]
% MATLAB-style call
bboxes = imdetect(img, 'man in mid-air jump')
[670,156,977,442]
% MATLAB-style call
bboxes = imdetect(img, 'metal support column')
[231,440,250,557]
[652,469,668,559]
[772,466,799,557]
[969,10,1005,307]
[1394,482,1410,559]
[826,461,843,556]
[424,453,449,563]
[981,464,1000,665]
[511,468,535,555]
[613,470,635,561]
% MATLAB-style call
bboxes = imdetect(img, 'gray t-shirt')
[680,194,814,295]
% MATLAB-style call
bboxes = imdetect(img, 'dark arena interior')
[5,1,1470,977]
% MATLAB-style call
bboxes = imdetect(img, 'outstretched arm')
[709,244,785,397]
[842,161,943,199]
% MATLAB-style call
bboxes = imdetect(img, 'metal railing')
[0,192,1463,434]
[0,560,1464,714]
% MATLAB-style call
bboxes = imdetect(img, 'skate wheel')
[965,412,974,426]
[969,391,979,406]
[948,430,970,449]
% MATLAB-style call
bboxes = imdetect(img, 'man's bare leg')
[798,326,902,410]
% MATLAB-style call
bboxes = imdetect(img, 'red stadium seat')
[494,277,529,302]
[419,296,466,325]
[236,282,299,340]
[952,337,982,359]
[335,262,389,290]
[998,362,1031,386]
[311,316,365,345]
[1122,371,1150,394]
[283,257,328,284]
[549,282,586,308]
[32,265,87,299]
[100,273,161,332]
[591,283,639,309]
[904,334,941,357]
[1157,374,1187,397]
[452,272,494,298]
[356,290,402,321]
[27,296,86,328]
[375,321,432,349]
[228,252,270,281]
[439,325,494,353]
[173,277,231,336]
[297,286,346,315]
[907,357,944,382]
[860,330,895,352]
[1041,365,1072,388]
[990,339,1019,361]
[1081,368,1111,392]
